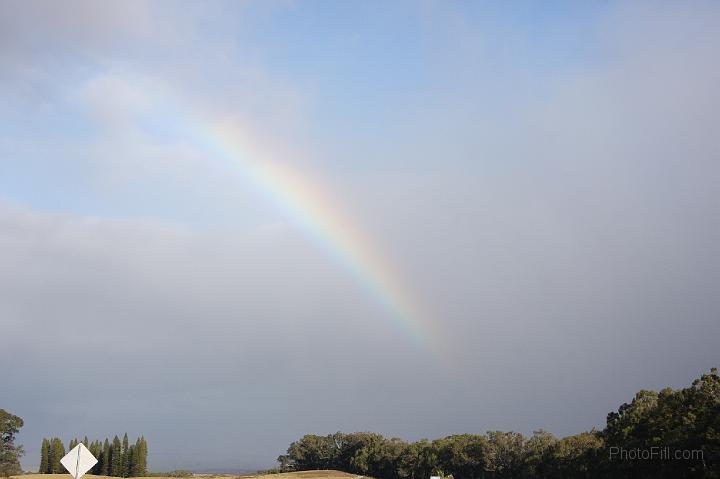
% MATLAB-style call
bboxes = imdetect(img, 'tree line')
[277,368,719,479]
[39,434,148,477]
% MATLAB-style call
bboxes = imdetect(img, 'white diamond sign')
[60,443,98,479]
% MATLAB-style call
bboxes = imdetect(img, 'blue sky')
[0,0,607,221]
[2,0,719,472]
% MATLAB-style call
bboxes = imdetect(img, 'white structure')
[61,443,98,479]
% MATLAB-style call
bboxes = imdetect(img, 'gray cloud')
[1,203,435,470]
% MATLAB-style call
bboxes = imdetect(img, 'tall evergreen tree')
[49,438,65,474]
[137,436,148,476]
[126,446,136,477]
[131,439,142,477]
[111,436,122,477]
[39,438,49,474]
[90,441,102,475]
[121,433,129,477]
[102,439,111,476]
[46,440,53,474]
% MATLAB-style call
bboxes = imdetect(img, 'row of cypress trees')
[39,434,148,477]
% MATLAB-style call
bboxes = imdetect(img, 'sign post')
[61,443,98,479]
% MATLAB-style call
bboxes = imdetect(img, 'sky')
[1,0,719,472]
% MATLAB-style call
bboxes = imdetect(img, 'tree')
[126,445,136,477]
[431,434,490,479]
[121,433,129,477]
[350,436,405,479]
[49,438,65,474]
[139,436,148,476]
[39,438,49,474]
[90,441,102,475]
[397,439,434,479]
[547,431,603,479]
[284,434,336,470]
[523,430,558,479]
[0,410,24,478]
[111,436,122,477]
[484,431,527,478]
[333,432,382,473]
[101,439,111,476]
[277,454,291,473]
[600,368,720,479]
[132,437,147,477]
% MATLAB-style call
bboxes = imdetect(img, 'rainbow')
[136,84,447,358]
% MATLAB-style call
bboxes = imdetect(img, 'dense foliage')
[278,369,719,479]
[0,409,24,478]
[39,434,147,477]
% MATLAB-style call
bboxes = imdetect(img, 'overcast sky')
[2,0,719,472]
